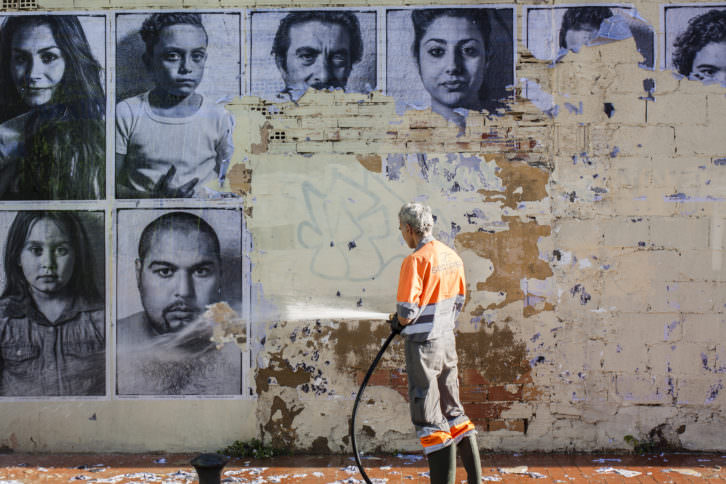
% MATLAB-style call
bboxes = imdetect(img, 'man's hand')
[389,313,412,334]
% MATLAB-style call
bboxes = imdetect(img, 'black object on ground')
[191,453,229,484]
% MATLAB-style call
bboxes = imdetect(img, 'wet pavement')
[1,452,725,483]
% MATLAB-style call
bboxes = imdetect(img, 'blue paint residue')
[706,381,723,403]
[665,320,680,340]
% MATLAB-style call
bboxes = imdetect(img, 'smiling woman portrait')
[0,211,105,397]
[0,15,105,200]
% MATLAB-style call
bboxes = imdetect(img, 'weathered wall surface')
[0,0,724,454]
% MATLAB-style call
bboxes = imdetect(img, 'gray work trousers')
[404,331,470,452]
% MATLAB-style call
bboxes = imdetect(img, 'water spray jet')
[202,299,401,483]
[280,303,390,322]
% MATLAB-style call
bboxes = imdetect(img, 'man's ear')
[135,259,142,288]
[274,56,288,88]
[275,55,287,78]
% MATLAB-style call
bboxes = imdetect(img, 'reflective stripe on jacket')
[396,237,466,341]
[418,429,453,454]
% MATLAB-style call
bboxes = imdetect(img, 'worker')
[393,202,482,484]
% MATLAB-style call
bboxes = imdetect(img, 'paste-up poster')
[248,9,377,101]
[0,14,106,200]
[386,6,515,118]
[115,12,241,199]
[524,5,655,68]
[663,4,726,84]
[116,208,244,396]
[0,210,105,397]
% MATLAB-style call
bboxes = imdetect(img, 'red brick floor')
[0,452,724,483]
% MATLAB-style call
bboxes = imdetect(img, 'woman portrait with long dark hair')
[411,8,491,125]
[0,211,104,396]
[386,7,514,128]
[0,15,105,200]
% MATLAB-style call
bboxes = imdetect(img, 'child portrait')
[115,12,240,199]
[0,210,105,397]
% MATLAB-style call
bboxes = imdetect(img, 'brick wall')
[0,0,723,453]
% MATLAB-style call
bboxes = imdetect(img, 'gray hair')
[398,202,433,236]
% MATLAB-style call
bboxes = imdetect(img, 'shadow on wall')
[116,29,152,102]
[486,8,516,110]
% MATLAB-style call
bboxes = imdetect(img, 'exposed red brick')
[390,369,409,399]
[461,368,490,386]
[488,420,507,431]
[390,370,407,386]
[487,418,526,433]
[471,417,488,429]
[506,419,526,433]
[358,370,390,387]
[464,402,507,420]
[460,385,488,402]
[488,385,522,402]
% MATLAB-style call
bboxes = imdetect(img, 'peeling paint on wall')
[456,217,553,312]
[356,154,382,173]
[262,395,304,448]
[256,353,312,394]
[457,323,530,384]
[2,0,726,455]
[478,158,550,209]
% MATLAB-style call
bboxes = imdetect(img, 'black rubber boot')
[427,443,456,484]
[457,434,482,484]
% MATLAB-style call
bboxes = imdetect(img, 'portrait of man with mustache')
[116,210,242,396]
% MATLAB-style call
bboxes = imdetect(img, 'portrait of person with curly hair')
[672,8,726,84]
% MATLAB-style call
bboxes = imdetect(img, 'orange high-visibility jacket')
[396,237,466,340]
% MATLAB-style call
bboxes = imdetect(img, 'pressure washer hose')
[350,319,401,484]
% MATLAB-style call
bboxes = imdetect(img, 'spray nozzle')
[388,313,403,335]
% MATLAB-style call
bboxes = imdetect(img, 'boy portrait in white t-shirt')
[115,12,235,199]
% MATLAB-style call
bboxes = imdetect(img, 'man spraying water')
[393,202,482,484]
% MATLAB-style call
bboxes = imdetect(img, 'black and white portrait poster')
[663,4,726,83]
[115,12,239,199]
[115,12,241,101]
[248,9,377,101]
[115,208,243,396]
[386,6,515,117]
[0,14,106,201]
[524,5,655,68]
[0,210,105,397]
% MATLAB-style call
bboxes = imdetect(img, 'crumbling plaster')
[0,0,723,453]
[238,30,726,452]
